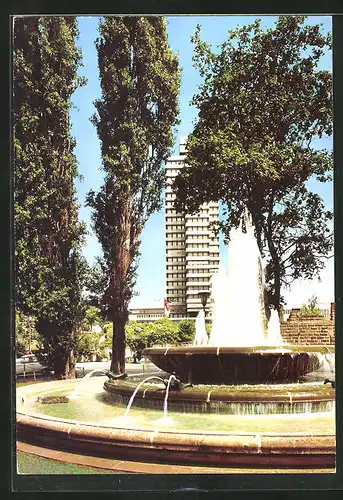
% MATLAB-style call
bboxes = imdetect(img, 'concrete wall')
[280,304,335,345]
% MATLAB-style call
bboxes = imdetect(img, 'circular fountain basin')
[16,377,335,469]
[143,345,334,385]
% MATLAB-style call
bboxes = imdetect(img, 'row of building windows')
[134,314,164,319]
[166,226,185,232]
[186,234,209,239]
[166,256,186,262]
[187,268,210,274]
[167,265,185,270]
[188,284,211,291]
[187,243,209,249]
[187,252,211,257]
[166,168,180,175]
[166,272,185,278]
[187,260,210,265]
[166,216,184,222]
[187,277,210,282]
[167,281,186,287]
[166,241,185,247]
[167,290,186,296]
[187,294,210,300]
[166,233,185,239]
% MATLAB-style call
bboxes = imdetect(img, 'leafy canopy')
[174,16,333,309]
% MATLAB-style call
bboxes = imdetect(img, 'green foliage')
[174,17,333,311]
[13,17,87,377]
[86,17,180,374]
[299,295,322,316]
[177,319,196,342]
[125,321,148,360]
[74,308,111,360]
[145,317,180,347]
[125,318,196,360]
[82,306,103,331]
[15,310,42,356]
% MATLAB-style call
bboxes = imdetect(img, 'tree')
[13,17,87,378]
[15,310,41,356]
[125,321,148,362]
[82,306,103,332]
[174,16,333,312]
[87,17,180,376]
[125,318,183,361]
[145,317,180,347]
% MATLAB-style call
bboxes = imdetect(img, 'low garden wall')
[280,303,335,345]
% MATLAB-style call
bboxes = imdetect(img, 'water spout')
[124,376,165,418]
[163,375,177,419]
[69,369,107,399]
[267,309,283,345]
[194,310,208,346]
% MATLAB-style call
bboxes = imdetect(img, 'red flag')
[164,298,171,312]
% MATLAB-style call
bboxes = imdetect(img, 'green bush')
[177,319,195,343]
[299,295,322,317]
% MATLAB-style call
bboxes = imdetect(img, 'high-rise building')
[165,137,220,318]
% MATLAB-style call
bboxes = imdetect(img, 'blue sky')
[70,15,333,309]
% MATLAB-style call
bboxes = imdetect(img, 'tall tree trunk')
[54,350,75,379]
[110,199,131,376]
[111,316,126,375]
[263,199,282,313]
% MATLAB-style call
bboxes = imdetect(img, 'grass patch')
[17,451,121,474]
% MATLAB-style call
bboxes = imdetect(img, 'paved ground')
[16,360,162,384]
[17,442,335,475]
[75,360,162,377]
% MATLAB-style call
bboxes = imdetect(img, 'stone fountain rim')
[16,409,335,438]
[143,345,335,355]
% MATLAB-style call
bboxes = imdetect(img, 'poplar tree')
[87,17,180,376]
[13,17,87,378]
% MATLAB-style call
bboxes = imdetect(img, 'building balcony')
[186,255,211,261]
[186,280,211,288]
[186,272,211,278]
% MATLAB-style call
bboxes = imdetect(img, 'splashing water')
[163,375,177,419]
[123,374,177,426]
[155,375,177,426]
[124,376,165,418]
[194,309,208,346]
[69,369,107,399]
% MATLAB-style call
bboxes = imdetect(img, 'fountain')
[142,211,333,386]
[16,210,335,470]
